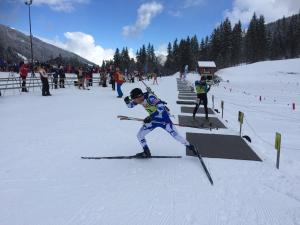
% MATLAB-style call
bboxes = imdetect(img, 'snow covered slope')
[0,59,300,225]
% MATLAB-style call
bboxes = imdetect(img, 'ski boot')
[135,147,151,158]
[187,144,198,156]
[192,113,196,120]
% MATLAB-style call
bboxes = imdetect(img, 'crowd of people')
[0,61,161,97]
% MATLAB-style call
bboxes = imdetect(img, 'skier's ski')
[193,147,214,185]
[81,155,182,160]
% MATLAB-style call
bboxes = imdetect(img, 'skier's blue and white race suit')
[126,93,190,150]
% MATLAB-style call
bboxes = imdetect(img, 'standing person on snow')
[193,76,211,120]
[152,71,158,85]
[58,65,65,88]
[109,68,115,91]
[19,61,28,92]
[114,67,125,98]
[124,88,196,158]
[38,64,51,96]
[52,66,59,89]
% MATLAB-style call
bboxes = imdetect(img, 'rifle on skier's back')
[140,79,170,111]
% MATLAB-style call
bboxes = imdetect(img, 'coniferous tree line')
[107,44,162,73]
[109,12,300,74]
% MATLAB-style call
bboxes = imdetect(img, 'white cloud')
[28,0,89,12]
[155,43,168,56]
[128,48,136,59]
[224,0,300,25]
[155,44,168,65]
[168,0,204,17]
[41,32,114,65]
[183,0,204,8]
[122,1,163,37]
[168,10,182,17]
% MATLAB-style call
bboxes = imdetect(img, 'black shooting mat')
[178,115,226,129]
[178,92,197,96]
[178,89,195,91]
[176,100,196,105]
[186,133,262,161]
[177,87,191,90]
[181,106,215,114]
[178,95,197,99]
[178,96,197,100]
[178,90,195,94]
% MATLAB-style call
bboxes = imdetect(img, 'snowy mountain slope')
[0,59,300,225]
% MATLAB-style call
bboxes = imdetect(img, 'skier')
[124,88,195,158]
[152,72,158,85]
[193,76,211,120]
[183,65,188,81]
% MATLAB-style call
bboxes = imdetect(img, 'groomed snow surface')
[1,59,300,225]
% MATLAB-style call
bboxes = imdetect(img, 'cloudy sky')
[1,0,299,65]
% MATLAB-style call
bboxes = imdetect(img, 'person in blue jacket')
[124,88,195,158]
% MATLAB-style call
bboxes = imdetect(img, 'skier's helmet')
[130,88,143,99]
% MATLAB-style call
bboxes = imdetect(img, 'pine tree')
[165,42,174,72]
[245,13,258,63]
[113,48,121,68]
[173,39,180,71]
[190,35,199,70]
[231,21,242,65]
[220,18,233,67]
[256,15,267,61]
[210,27,222,65]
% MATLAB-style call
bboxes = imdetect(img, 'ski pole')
[117,115,181,126]
[194,147,214,185]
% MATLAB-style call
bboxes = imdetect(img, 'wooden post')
[212,95,215,109]
[275,132,281,169]
[238,111,244,136]
[221,101,224,118]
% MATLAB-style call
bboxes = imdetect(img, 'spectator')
[114,67,125,98]
[19,61,28,92]
[38,64,51,96]
[87,68,93,86]
[59,65,65,88]
[109,68,115,91]
[77,67,85,89]
[101,71,108,87]
[52,66,59,89]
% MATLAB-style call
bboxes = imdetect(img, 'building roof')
[198,61,216,68]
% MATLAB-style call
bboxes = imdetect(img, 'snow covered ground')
[0,59,300,225]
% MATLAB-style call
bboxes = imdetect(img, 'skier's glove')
[143,116,152,124]
[124,96,131,104]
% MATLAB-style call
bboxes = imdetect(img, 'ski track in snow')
[1,59,300,225]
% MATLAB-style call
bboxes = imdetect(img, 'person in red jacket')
[114,67,125,98]
[19,61,28,92]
